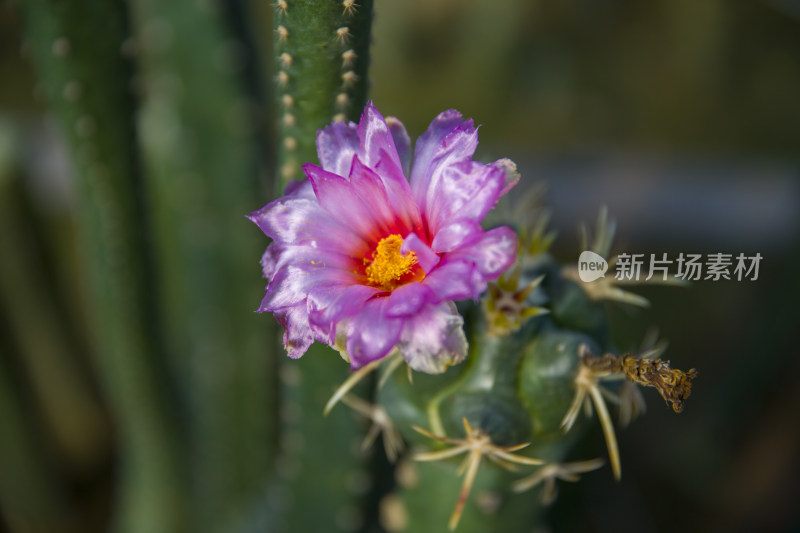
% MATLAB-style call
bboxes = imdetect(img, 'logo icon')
[578,251,608,282]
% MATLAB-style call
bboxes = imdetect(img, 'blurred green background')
[1,0,799,532]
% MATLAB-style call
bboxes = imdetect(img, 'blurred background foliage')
[0,0,798,532]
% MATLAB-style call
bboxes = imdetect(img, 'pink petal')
[259,265,355,312]
[430,219,482,253]
[260,242,283,279]
[410,110,478,216]
[305,163,385,244]
[446,226,518,278]
[269,243,359,275]
[401,232,441,274]
[397,302,468,374]
[422,260,484,302]
[274,302,316,359]
[385,282,434,318]
[386,116,411,177]
[307,283,380,341]
[425,161,505,234]
[374,152,424,235]
[316,120,359,177]
[349,156,409,236]
[357,105,422,232]
[345,298,403,368]
[283,178,315,199]
[357,102,404,178]
[248,196,368,256]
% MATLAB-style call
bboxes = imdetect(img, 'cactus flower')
[249,103,518,372]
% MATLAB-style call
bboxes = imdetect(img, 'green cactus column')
[271,0,374,187]
[130,0,277,530]
[19,1,186,532]
[261,1,378,531]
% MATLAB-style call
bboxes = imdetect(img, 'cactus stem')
[272,0,373,187]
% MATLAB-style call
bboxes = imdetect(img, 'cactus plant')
[10,1,697,532]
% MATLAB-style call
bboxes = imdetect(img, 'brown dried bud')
[580,347,698,413]
[620,355,698,413]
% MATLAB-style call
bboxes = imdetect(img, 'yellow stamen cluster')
[365,235,417,291]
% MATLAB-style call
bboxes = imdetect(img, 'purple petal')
[269,243,359,276]
[260,242,283,279]
[284,178,316,199]
[307,284,380,341]
[422,260,484,302]
[305,163,385,243]
[425,161,505,233]
[398,302,468,374]
[316,120,359,177]
[357,102,404,178]
[274,303,316,359]
[430,219,482,253]
[386,116,411,177]
[446,226,518,278]
[259,265,355,312]
[401,232,441,274]
[345,298,403,368]
[357,105,421,232]
[374,152,424,235]
[248,196,369,256]
[348,156,408,236]
[385,282,433,318]
[410,110,478,215]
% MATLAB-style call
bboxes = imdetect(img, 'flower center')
[364,234,418,291]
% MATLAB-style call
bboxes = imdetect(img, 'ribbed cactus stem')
[266,2,376,530]
[19,1,185,532]
[0,349,70,532]
[272,0,374,187]
[0,174,107,469]
[272,346,372,532]
[130,0,277,530]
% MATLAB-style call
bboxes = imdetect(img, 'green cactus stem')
[273,345,373,532]
[260,2,379,531]
[0,348,73,533]
[272,0,374,186]
[19,1,185,532]
[0,170,108,470]
[130,0,278,529]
